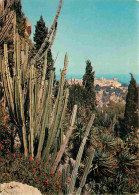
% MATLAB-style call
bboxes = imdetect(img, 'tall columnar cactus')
[0,0,77,164]
[68,114,95,195]
[0,33,76,162]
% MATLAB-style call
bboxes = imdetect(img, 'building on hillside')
[67,78,83,86]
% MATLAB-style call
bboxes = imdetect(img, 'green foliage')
[83,60,96,110]
[68,84,84,111]
[93,108,111,129]
[83,60,95,91]
[102,101,125,119]
[34,16,48,51]
[85,129,139,194]
[119,74,138,138]
[68,60,96,113]
[124,73,138,130]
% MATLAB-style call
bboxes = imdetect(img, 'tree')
[33,16,54,79]
[124,73,138,131]
[34,16,48,51]
[68,84,84,111]
[83,60,96,110]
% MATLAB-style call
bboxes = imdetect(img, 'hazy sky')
[22,0,138,76]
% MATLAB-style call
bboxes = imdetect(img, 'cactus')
[62,164,70,194]
[32,0,63,64]
[52,104,78,171]
[76,147,95,195]
[0,0,77,163]
[0,0,16,44]
[68,114,95,195]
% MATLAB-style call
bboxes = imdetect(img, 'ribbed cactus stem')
[62,164,70,194]
[16,34,28,157]
[4,44,15,119]
[68,114,95,195]
[38,24,58,62]
[32,0,63,63]
[29,64,34,157]
[36,71,54,159]
[42,54,68,161]
[52,105,77,172]
[76,148,95,195]
[37,52,48,106]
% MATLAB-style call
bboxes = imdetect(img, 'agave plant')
[90,150,117,179]
[118,150,138,175]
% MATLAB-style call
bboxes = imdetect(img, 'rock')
[0,181,42,195]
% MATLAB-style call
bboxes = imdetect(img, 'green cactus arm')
[17,72,28,157]
[62,165,70,194]
[52,88,69,145]
[68,114,95,195]
[29,63,35,157]
[4,44,14,114]
[42,54,68,161]
[42,88,64,161]
[49,54,68,129]
[14,78,21,125]
[76,148,95,195]
[1,58,14,119]
[37,23,58,62]
[35,79,49,138]
[36,71,54,159]
[32,0,63,63]
[52,105,77,172]
[16,34,28,156]
[37,53,48,111]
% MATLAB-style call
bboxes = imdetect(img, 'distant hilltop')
[67,77,122,88]
[67,77,128,107]
[62,74,139,85]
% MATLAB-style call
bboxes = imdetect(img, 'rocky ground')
[0,182,42,195]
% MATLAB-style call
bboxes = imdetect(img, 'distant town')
[67,77,128,107]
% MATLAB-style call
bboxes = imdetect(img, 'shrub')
[0,153,63,195]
